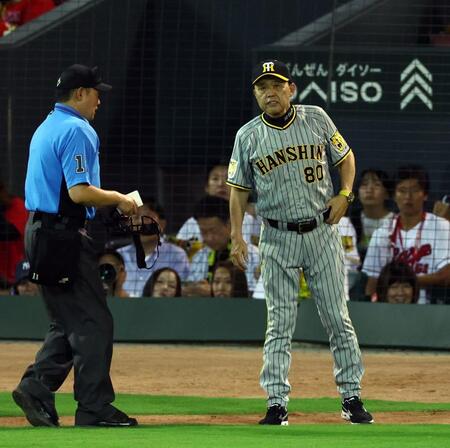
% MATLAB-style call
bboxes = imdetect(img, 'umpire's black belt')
[32,211,86,230]
[266,208,330,234]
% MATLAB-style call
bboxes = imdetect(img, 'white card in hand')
[126,190,143,207]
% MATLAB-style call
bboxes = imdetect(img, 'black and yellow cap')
[251,60,292,86]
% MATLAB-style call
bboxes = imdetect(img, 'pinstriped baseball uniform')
[227,104,364,407]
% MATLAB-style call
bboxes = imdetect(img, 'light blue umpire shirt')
[25,103,101,220]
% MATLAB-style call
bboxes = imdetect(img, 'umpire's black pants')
[18,215,116,423]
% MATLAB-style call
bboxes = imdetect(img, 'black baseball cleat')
[259,404,289,426]
[12,386,59,427]
[75,407,138,427]
[341,396,374,424]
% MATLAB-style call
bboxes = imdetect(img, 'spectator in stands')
[176,162,259,250]
[0,4,7,37]
[11,260,41,296]
[98,250,129,298]
[211,260,249,298]
[117,197,190,297]
[184,196,259,297]
[349,169,393,263]
[12,259,39,296]
[363,165,450,304]
[0,179,28,285]
[376,262,419,304]
[0,0,54,37]
[418,1,450,46]
[433,195,450,221]
[142,267,182,298]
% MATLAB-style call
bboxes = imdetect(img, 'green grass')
[1,393,449,448]
[1,392,450,417]
[0,425,449,448]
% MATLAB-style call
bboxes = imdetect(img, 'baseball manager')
[227,60,373,425]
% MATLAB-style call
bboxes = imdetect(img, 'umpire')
[12,64,138,427]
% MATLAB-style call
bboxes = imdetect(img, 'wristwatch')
[339,189,355,204]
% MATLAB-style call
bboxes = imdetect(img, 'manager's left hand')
[325,195,349,224]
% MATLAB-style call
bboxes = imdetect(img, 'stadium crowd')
[1,162,449,303]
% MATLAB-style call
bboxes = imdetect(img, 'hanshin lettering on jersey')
[255,144,324,176]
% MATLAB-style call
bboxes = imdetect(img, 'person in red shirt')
[0,20,7,38]
[0,2,9,37]
[0,180,28,284]
[1,0,54,36]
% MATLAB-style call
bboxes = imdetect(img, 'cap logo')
[56,77,61,87]
[262,62,275,73]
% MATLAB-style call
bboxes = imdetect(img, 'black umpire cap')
[251,60,292,86]
[56,64,112,92]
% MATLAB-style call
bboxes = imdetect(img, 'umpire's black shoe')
[12,386,59,427]
[259,404,289,426]
[341,396,374,424]
[75,407,138,427]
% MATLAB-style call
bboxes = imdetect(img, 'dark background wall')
[0,0,448,233]
[0,0,340,231]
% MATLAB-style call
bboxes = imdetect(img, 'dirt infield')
[1,341,450,426]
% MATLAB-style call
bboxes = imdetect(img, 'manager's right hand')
[230,236,248,271]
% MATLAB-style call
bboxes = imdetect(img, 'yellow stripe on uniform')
[333,149,353,167]
[260,106,297,130]
[226,181,252,191]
